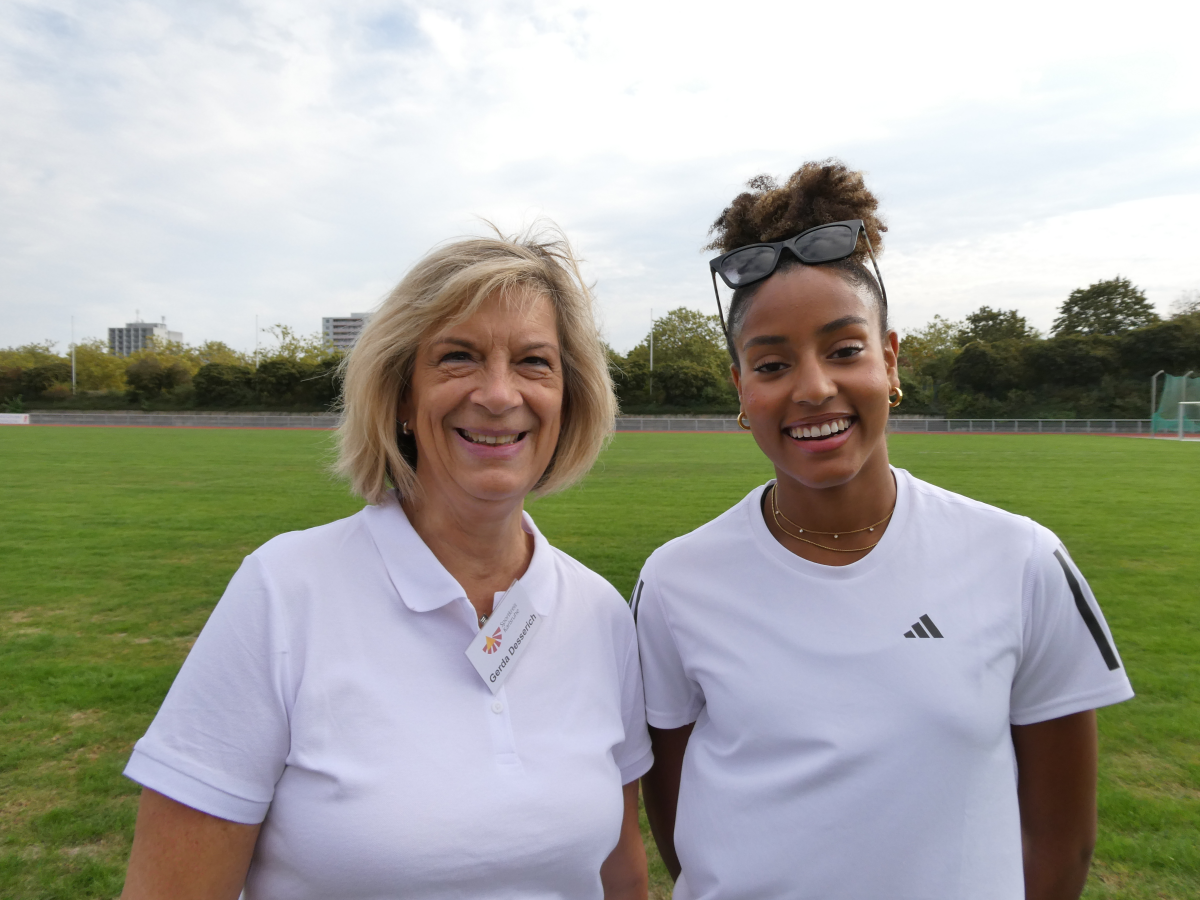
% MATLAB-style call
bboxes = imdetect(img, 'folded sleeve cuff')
[123,749,271,825]
[618,747,654,785]
[1010,683,1135,727]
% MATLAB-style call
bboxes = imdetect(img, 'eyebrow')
[818,315,869,334]
[740,315,870,352]
[741,334,787,351]
[430,338,559,354]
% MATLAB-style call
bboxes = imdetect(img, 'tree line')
[0,326,344,412]
[5,279,1199,416]
[899,279,1200,418]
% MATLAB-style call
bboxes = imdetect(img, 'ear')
[730,362,743,402]
[883,329,900,390]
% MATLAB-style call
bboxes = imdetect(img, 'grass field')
[1,426,1197,899]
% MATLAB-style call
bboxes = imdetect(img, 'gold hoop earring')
[737,411,751,430]
[888,387,903,409]
[400,420,412,435]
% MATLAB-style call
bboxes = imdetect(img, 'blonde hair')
[335,225,616,504]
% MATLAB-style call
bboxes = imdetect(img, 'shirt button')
[491,701,504,714]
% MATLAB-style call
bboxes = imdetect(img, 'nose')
[790,352,838,407]
[472,357,523,415]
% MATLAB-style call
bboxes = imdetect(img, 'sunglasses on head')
[707,219,887,338]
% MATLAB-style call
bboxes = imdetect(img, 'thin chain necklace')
[769,484,893,554]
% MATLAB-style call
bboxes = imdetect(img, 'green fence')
[1152,373,1200,436]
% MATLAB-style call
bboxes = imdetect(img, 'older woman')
[636,162,1134,900]
[121,229,652,899]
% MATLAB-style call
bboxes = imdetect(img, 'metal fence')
[28,411,342,429]
[14,411,1165,435]
[617,417,1156,434]
[888,418,1152,434]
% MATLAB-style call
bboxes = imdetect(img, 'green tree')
[949,340,1025,397]
[1052,276,1159,336]
[898,315,960,375]
[193,364,255,407]
[620,307,735,407]
[20,362,71,398]
[262,325,335,365]
[0,341,63,369]
[955,307,1036,345]
[125,357,192,401]
[1170,289,1200,321]
[72,339,128,392]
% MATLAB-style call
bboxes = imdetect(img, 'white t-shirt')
[634,468,1133,900]
[125,493,652,900]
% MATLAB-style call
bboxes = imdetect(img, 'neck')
[768,450,897,566]
[402,490,532,619]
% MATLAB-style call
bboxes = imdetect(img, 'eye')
[752,360,789,374]
[520,355,552,367]
[829,344,864,360]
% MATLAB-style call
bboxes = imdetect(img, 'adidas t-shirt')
[634,468,1133,900]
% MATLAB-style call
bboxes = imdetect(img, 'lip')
[783,415,856,453]
[453,427,529,460]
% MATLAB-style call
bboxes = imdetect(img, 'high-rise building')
[323,313,372,350]
[108,319,183,356]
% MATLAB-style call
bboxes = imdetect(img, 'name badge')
[465,580,543,695]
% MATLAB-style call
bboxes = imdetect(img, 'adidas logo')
[904,614,943,639]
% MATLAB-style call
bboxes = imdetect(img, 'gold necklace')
[769,485,892,554]
[771,484,893,536]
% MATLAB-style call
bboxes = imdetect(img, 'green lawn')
[0,427,1196,899]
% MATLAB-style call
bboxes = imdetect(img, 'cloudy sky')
[3,0,1199,354]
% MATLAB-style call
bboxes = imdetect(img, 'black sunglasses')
[708,219,887,338]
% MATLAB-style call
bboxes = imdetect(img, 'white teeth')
[463,430,520,445]
[788,418,852,440]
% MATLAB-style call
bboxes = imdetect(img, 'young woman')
[635,162,1133,900]
[121,228,651,900]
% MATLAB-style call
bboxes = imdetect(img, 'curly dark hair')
[707,159,888,360]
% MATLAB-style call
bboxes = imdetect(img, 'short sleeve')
[613,619,654,784]
[1010,530,1134,726]
[123,554,292,824]
[633,564,704,729]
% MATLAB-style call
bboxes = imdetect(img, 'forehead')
[740,266,879,337]
[434,288,559,341]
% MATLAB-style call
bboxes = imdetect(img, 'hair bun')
[707,159,886,260]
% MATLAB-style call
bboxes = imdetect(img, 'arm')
[640,722,693,882]
[121,788,261,900]
[1011,709,1098,900]
[600,781,649,900]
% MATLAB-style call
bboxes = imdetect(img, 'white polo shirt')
[635,468,1133,900]
[125,493,652,900]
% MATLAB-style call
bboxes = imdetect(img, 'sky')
[3,0,1199,355]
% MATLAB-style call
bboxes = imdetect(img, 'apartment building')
[108,320,183,356]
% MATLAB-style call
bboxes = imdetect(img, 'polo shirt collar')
[362,491,558,617]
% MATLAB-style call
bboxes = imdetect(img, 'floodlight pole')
[70,315,76,395]
[1150,370,1164,438]
[649,308,654,402]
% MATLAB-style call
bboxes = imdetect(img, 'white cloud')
[2,0,1198,354]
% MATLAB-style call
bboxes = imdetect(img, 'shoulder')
[547,543,631,615]
[900,469,1043,544]
[641,485,764,580]
[244,506,374,584]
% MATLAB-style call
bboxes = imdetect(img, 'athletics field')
[1,427,1196,899]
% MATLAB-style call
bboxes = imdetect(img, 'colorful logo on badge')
[483,627,504,654]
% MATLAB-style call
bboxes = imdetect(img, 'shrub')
[21,363,71,399]
[193,364,255,407]
[125,358,192,401]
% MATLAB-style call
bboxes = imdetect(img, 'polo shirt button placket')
[487,687,521,767]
